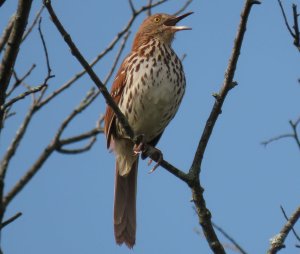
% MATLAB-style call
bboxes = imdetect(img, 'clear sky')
[1,1,300,254]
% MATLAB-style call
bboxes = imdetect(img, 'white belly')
[118,41,185,142]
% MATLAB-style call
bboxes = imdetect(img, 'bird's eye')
[154,17,161,23]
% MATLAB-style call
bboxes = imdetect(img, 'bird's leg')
[133,134,163,173]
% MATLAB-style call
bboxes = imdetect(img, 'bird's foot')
[144,146,163,174]
[133,134,146,155]
[132,134,163,173]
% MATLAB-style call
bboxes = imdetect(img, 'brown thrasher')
[104,12,192,248]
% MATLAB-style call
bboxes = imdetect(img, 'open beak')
[164,11,193,31]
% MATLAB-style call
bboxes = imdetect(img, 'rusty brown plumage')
[104,12,192,248]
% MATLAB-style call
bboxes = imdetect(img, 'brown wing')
[104,60,128,149]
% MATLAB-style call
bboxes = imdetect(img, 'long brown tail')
[114,156,138,248]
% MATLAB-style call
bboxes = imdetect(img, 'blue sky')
[1,0,300,253]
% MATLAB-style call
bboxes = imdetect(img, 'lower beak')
[164,12,193,31]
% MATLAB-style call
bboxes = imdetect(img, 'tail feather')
[114,139,138,248]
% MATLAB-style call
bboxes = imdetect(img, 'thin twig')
[36,16,54,103]
[1,212,22,228]
[267,205,300,253]
[57,137,97,154]
[59,125,103,146]
[261,134,295,146]
[6,64,36,97]
[173,0,193,16]
[103,31,131,85]
[22,5,44,42]
[277,1,300,50]
[147,0,153,16]
[2,84,47,110]
[0,104,36,180]
[128,0,136,14]
[212,222,248,254]
[1,89,102,207]
[261,117,300,151]
[277,0,295,38]
[38,17,52,78]
[292,4,300,50]
[289,119,300,150]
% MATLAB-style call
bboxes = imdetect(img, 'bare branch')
[103,31,131,85]
[261,134,295,146]
[188,1,260,253]
[38,17,52,80]
[2,84,47,110]
[43,0,134,138]
[212,222,248,254]
[36,17,54,103]
[0,0,7,7]
[0,15,14,54]
[289,119,300,150]
[59,116,104,146]
[22,5,44,42]
[6,64,36,97]
[261,117,300,151]
[190,0,261,177]
[147,0,153,16]
[2,89,101,209]
[1,212,22,229]
[128,0,136,14]
[3,142,56,207]
[277,1,300,50]
[173,0,193,16]
[57,137,97,154]
[0,104,36,180]
[267,205,300,253]
[280,206,300,242]
[277,0,296,38]
[0,0,33,130]
[54,88,98,140]
[292,4,300,50]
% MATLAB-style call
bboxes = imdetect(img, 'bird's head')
[132,12,193,50]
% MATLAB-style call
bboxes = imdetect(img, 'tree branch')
[0,0,33,131]
[22,5,44,42]
[267,205,300,253]
[6,64,36,97]
[1,84,47,110]
[261,117,300,151]
[57,137,97,154]
[277,1,300,51]
[0,14,14,54]
[212,222,248,254]
[1,212,22,229]
[3,89,100,207]
[187,1,260,253]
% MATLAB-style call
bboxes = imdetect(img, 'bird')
[104,11,192,248]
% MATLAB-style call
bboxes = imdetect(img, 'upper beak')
[164,11,193,31]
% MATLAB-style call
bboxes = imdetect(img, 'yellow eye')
[154,17,161,23]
